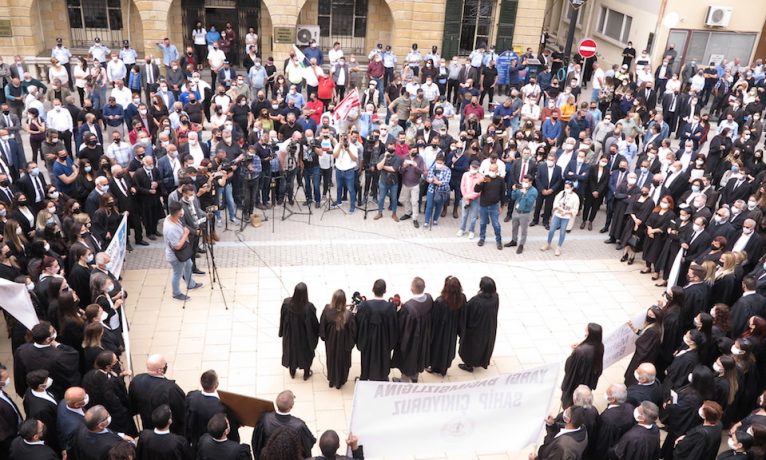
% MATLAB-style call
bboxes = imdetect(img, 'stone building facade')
[0,0,544,72]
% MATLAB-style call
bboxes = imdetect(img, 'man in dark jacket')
[135,405,191,460]
[8,418,58,460]
[128,354,186,436]
[184,370,239,450]
[355,279,398,381]
[196,414,252,460]
[392,277,433,383]
[608,401,661,460]
[475,162,505,249]
[594,384,635,460]
[532,406,588,460]
[251,390,315,459]
[311,430,364,460]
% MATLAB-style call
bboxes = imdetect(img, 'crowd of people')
[0,13,760,458]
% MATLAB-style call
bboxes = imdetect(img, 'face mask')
[26,282,34,292]
[684,335,694,346]
[693,224,702,232]
[44,377,53,389]
[633,408,641,423]
[691,185,700,193]
[660,202,669,210]
[521,182,530,189]
[15,227,21,235]
[139,109,147,115]
[105,415,112,427]
[731,345,744,355]
[713,362,722,373]
[488,172,497,178]
[744,227,754,235]
[728,438,737,450]
[546,160,554,168]
[748,201,757,210]
[599,161,607,167]
[100,311,108,322]
[84,165,93,173]
[627,178,637,185]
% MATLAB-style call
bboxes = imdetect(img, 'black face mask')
[1,111,8,115]
[618,167,627,172]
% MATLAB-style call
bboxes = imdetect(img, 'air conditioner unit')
[705,6,733,27]
[296,25,320,46]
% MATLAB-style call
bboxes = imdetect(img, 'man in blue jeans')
[300,130,321,208]
[163,201,203,300]
[331,134,358,214]
[374,142,401,221]
[474,163,504,250]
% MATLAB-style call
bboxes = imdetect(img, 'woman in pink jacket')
[457,160,483,239]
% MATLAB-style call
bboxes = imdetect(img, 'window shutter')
[495,0,518,52]
[441,0,464,57]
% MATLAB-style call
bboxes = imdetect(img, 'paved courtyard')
[113,203,660,459]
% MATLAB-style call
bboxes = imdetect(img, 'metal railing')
[70,28,126,49]
[319,36,366,56]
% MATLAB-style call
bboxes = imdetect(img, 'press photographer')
[235,145,263,220]
[300,129,321,208]
[363,129,384,203]
[178,183,206,275]
[254,132,276,208]
[375,141,401,221]
[209,149,239,224]
[278,131,303,206]
[331,132,359,214]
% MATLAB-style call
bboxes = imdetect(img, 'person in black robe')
[625,306,663,386]
[552,385,600,458]
[658,287,685,377]
[561,322,604,408]
[681,264,712,331]
[279,282,320,380]
[13,321,81,400]
[457,276,499,373]
[627,363,665,408]
[673,400,723,460]
[66,245,93,306]
[729,276,765,338]
[426,276,466,376]
[655,208,693,286]
[663,330,703,395]
[9,418,58,460]
[716,429,754,460]
[184,370,240,450]
[608,179,639,244]
[712,355,736,411]
[251,390,315,459]
[128,354,186,435]
[392,277,433,383]
[608,401,661,460]
[71,406,128,460]
[81,351,137,437]
[197,414,252,460]
[135,405,191,460]
[532,406,589,460]
[355,279,398,381]
[618,187,655,263]
[641,198,676,277]
[314,430,364,460]
[711,257,738,306]
[594,384,635,460]
[22,370,60,454]
[726,338,761,425]
[660,365,712,460]
[319,290,357,389]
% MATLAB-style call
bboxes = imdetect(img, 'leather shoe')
[529,221,538,227]
[477,239,485,247]
[392,213,399,222]
[504,240,517,247]
[126,243,134,252]
[599,227,608,233]
[496,242,503,250]
[441,207,447,218]
[303,370,313,381]
[587,222,593,231]
[135,240,149,246]
[147,234,157,241]
[413,220,420,228]
[579,221,586,229]
[458,363,474,373]
[516,244,524,254]
[453,208,459,218]
[503,215,512,222]
[192,268,206,275]
[604,238,616,244]
[399,214,411,221]
[373,212,383,220]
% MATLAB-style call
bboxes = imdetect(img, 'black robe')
[608,424,661,460]
[624,325,661,386]
[8,437,58,460]
[128,374,186,435]
[22,391,60,453]
[728,292,765,338]
[537,426,588,460]
[81,370,137,437]
[681,282,711,331]
[673,423,722,460]
[318,306,357,389]
[711,272,738,306]
[457,292,499,368]
[355,298,398,381]
[658,304,683,377]
[619,195,655,250]
[251,412,315,460]
[643,210,675,266]
[594,403,636,460]
[392,294,434,377]
[427,295,464,375]
[135,429,192,460]
[196,433,252,460]
[626,381,664,408]
[184,391,240,448]
[279,300,320,371]
[12,343,81,399]
[70,427,123,460]
[660,387,703,460]
[561,342,603,408]
[663,349,699,395]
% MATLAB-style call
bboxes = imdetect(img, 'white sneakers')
[456,229,464,237]
[555,247,561,256]
[468,232,475,239]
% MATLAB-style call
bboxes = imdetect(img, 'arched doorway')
[65,0,132,48]
[298,0,393,57]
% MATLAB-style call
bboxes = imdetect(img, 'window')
[458,0,495,55]
[597,7,632,43]
[563,1,584,28]
[67,0,123,30]
[318,0,367,39]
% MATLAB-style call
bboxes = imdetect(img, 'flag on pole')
[292,45,308,68]
[334,88,361,122]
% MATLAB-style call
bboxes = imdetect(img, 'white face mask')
[100,311,108,322]
[660,202,669,209]
[692,224,702,232]
[713,362,722,373]
[728,438,737,450]
[487,172,497,178]
[627,178,637,185]
[546,160,554,167]
[731,345,744,355]
[44,377,53,389]
[2,377,8,388]
[698,408,705,419]
[633,370,640,382]
[633,408,641,423]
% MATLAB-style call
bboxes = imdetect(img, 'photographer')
[255,133,275,208]
[210,149,238,225]
[236,144,263,219]
[318,127,336,201]
[300,129,321,208]
[278,131,303,206]
[193,160,217,211]
[331,132,358,214]
[474,162,504,250]
[363,129,384,202]
[178,183,206,275]
[399,146,426,227]
[375,142,401,221]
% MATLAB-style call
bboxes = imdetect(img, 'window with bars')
[458,0,495,55]
[597,7,632,44]
[67,0,123,30]
[318,0,367,38]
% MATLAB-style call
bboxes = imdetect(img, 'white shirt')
[733,231,753,252]
[31,389,57,405]
[207,49,226,69]
[592,68,605,89]
[555,426,582,439]
[89,44,110,62]
[479,158,506,178]
[192,28,207,45]
[334,143,358,171]
[111,86,132,109]
[187,141,204,166]
[46,107,73,132]
[106,141,133,167]
[328,48,344,66]
[107,59,127,82]
[421,82,440,101]
[51,46,71,64]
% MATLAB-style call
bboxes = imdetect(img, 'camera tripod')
[239,176,269,232]
[280,170,313,224]
[320,175,346,220]
[201,211,228,309]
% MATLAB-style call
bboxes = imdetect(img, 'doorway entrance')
[181,0,261,56]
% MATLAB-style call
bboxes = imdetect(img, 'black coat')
[318,306,357,389]
[594,403,635,460]
[0,391,20,443]
[729,293,765,338]
[660,387,704,459]
[392,295,434,377]
[681,282,711,331]
[426,295,465,375]
[13,343,80,400]
[536,426,588,460]
[196,433,252,460]
[135,429,191,460]
[626,380,664,408]
[663,349,699,394]
[251,412,315,460]
[561,341,604,408]
[279,300,319,371]
[22,391,60,452]
[70,427,123,460]
[608,424,661,460]
[56,401,84,453]
[81,370,137,436]
[673,423,722,460]
[355,299,398,381]
[8,437,58,460]
[457,292,499,369]
[624,325,661,386]
[183,391,240,447]
[128,374,186,435]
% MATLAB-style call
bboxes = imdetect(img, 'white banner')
[105,213,129,278]
[0,278,38,330]
[602,310,648,369]
[349,363,559,457]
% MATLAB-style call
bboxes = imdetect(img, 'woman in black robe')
[726,338,761,425]
[663,329,703,395]
[608,178,639,244]
[658,287,685,377]
[730,390,766,433]
[318,290,357,389]
[660,365,712,460]
[81,350,137,437]
[457,276,499,373]
[655,207,694,287]
[712,354,737,412]
[619,186,654,264]
[560,322,604,408]
[712,252,738,306]
[694,312,716,366]
[641,195,675,277]
[624,306,663,386]
[673,400,723,460]
[66,244,93,307]
[279,282,319,380]
[427,276,466,376]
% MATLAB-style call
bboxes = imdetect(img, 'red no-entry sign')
[578,38,597,58]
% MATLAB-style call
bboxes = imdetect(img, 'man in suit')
[57,387,87,457]
[532,406,588,460]
[178,132,210,163]
[17,162,47,213]
[75,114,103,153]
[563,149,590,211]
[593,384,635,460]
[312,430,363,460]
[720,172,753,206]
[8,418,58,460]
[177,183,206,275]
[730,219,763,272]
[251,390,316,459]
[0,128,25,180]
[216,62,238,90]
[634,159,653,190]
[135,405,190,460]
[13,322,80,400]
[730,276,766,338]
[531,153,563,229]
[636,82,657,108]
[708,207,736,242]
[140,56,161,105]
[157,144,181,199]
[0,365,22,459]
[184,370,240,450]
[155,81,176,110]
[85,176,109,217]
[682,263,712,329]
[626,363,663,408]
[71,406,133,460]
[504,148,537,222]
[22,370,60,454]
[128,354,186,436]
[108,164,146,249]
[661,90,682,135]
[608,401,661,460]
[0,104,23,157]
[0,173,16,205]
[133,155,164,240]
[602,158,629,234]
[679,114,704,150]
[729,200,748,230]
[196,414,251,460]
[662,161,689,203]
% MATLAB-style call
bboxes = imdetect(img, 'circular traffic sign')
[578,38,597,58]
